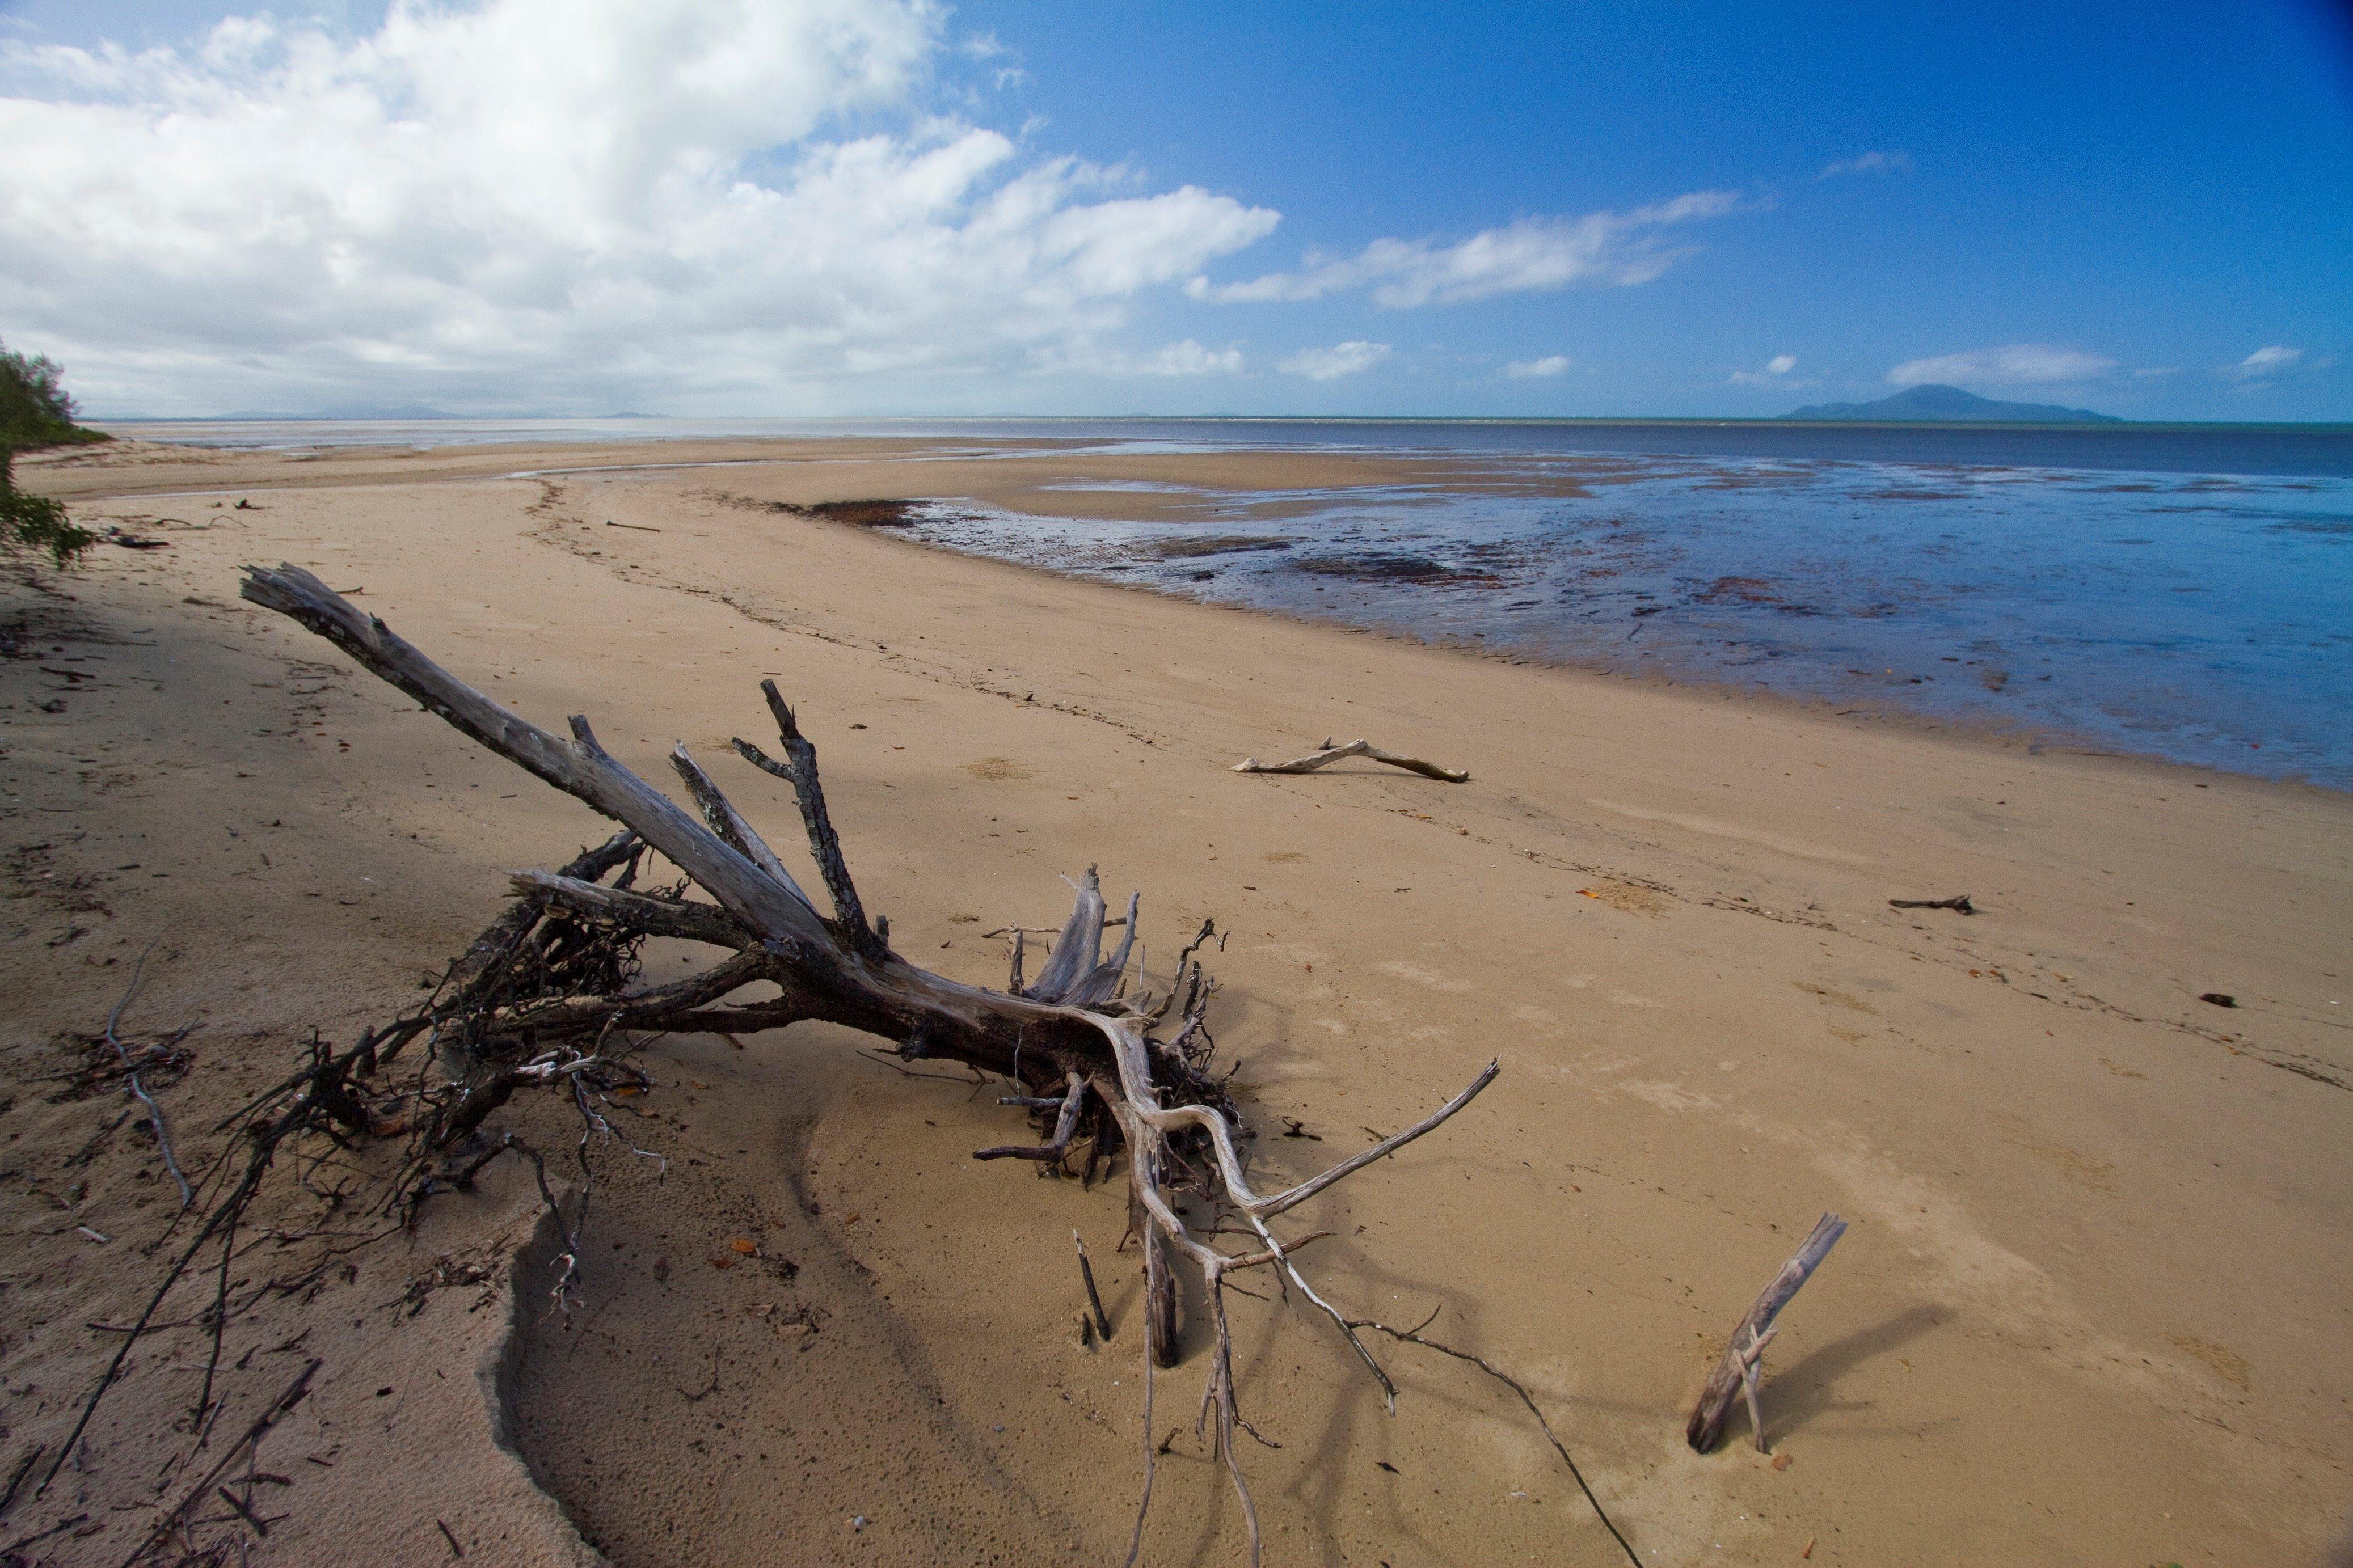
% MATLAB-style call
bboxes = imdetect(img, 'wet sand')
[3,438,2347,1566]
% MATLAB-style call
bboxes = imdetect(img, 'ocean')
[98,416,2353,786]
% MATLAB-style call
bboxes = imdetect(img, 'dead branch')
[1888,894,1974,914]
[1075,1229,1114,1341]
[1232,737,1469,784]
[1350,1309,1641,1568]
[981,916,1127,940]
[1686,1212,1848,1453]
[235,563,1504,1566]
[102,941,192,1210]
[118,1356,319,1567]
[975,1072,1087,1163]
[41,829,652,1493]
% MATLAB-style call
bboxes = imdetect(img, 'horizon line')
[82,411,2353,432]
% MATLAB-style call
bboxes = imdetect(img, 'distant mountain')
[1779,383,2122,424]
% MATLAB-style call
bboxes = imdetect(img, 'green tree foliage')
[1,451,92,566]
[1,340,103,566]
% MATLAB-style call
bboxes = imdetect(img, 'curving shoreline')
[2,436,2346,1566]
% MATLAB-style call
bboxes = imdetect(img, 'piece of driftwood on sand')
[1231,737,1469,783]
[1686,1212,1849,1454]
[234,563,1511,1566]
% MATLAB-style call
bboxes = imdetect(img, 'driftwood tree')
[237,564,1498,1562]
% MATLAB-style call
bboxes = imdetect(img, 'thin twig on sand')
[1232,737,1469,783]
[103,941,192,1209]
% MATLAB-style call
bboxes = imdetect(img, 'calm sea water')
[96,414,2353,477]
[102,417,2353,785]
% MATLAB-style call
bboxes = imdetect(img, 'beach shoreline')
[2,438,2347,1566]
[25,436,2345,794]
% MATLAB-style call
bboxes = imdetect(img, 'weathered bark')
[1685,1212,1848,1453]
[237,563,1498,1566]
[1232,736,1469,783]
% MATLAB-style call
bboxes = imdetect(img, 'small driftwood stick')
[982,916,1127,940]
[1075,1229,1114,1340]
[1232,737,1468,784]
[1685,1212,1848,1454]
[102,943,192,1210]
[119,1357,320,1566]
[1888,894,1973,915]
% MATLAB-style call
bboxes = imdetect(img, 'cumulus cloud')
[1816,150,1911,180]
[1144,340,1245,375]
[1503,355,1569,379]
[1887,344,2115,387]
[1279,341,1390,381]
[1728,353,1799,385]
[0,0,1280,412]
[2232,345,2303,380]
[1191,191,1740,308]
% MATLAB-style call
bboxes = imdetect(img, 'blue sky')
[2,0,2347,419]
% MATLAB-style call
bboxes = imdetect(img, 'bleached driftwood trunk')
[238,564,1496,1563]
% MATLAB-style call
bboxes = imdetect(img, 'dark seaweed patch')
[1289,552,1500,586]
[724,493,927,527]
[791,498,926,528]
[1145,535,1296,560]
[2264,514,2353,538]
[1693,575,1781,605]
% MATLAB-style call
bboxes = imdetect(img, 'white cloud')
[1191,190,1740,308]
[1279,341,1389,381]
[1816,150,1911,180]
[1134,339,1244,376]
[1727,353,1799,385]
[1036,337,1246,378]
[0,0,1281,412]
[1887,344,2115,387]
[1503,354,1569,379]
[2232,345,2303,379]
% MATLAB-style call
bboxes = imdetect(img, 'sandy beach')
[3,437,2347,1566]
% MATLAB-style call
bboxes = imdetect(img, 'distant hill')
[1780,383,2122,424]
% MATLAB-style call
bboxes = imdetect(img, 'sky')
[1,0,2348,420]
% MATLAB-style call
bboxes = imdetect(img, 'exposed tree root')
[36,831,655,1508]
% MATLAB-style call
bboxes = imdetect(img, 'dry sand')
[2,437,2347,1567]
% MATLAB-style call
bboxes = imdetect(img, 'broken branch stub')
[1232,737,1469,784]
[1685,1212,1848,1453]
[235,563,1500,1566]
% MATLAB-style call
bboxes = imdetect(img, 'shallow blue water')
[898,457,2353,787]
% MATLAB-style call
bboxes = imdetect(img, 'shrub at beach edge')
[1,339,106,567]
